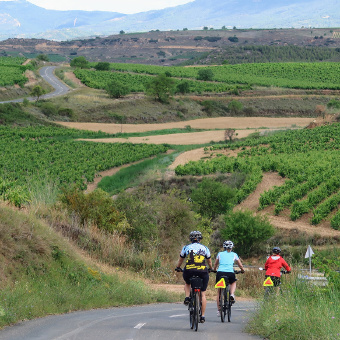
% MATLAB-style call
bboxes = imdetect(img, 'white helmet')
[223,240,234,249]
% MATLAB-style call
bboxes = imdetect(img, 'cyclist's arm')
[207,257,213,270]
[236,258,245,272]
[213,257,219,271]
[176,256,185,269]
[281,258,291,272]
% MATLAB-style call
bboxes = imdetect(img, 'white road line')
[134,323,146,329]
[169,314,187,318]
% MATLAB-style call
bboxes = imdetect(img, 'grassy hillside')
[0,203,176,328]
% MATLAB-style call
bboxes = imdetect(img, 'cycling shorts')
[183,270,209,291]
[265,275,281,287]
[216,271,237,285]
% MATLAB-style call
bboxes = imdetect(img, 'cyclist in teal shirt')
[213,240,245,314]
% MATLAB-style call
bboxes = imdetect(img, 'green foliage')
[94,62,110,71]
[36,54,49,61]
[228,100,243,114]
[228,36,239,42]
[191,178,237,219]
[197,68,214,81]
[60,187,128,233]
[247,276,340,340]
[70,56,89,69]
[57,107,74,118]
[106,80,130,98]
[221,210,275,257]
[176,80,191,94]
[327,99,340,109]
[39,102,58,116]
[30,85,46,101]
[145,73,176,103]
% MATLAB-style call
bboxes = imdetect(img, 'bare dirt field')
[57,117,312,134]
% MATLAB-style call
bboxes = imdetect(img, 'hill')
[0,0,340,41]
[1,28,340,66]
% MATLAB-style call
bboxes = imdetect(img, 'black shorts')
[183,270,209,291]
[266,275,281,287]
[216,271,237,285]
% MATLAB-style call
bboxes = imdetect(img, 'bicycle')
[259,267,289,298]
[213,270,243,323]
[175,268,203,331]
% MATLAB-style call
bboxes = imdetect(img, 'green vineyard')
[0,56,29,87]
[0,126,168,206]
[99,61,340,87]
[175,123,340,229]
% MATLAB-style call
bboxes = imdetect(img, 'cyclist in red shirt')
[264,247,291,287]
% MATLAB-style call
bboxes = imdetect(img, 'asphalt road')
[0,301,262,340]
[0,66,70,104]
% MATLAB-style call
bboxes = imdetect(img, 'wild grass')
[247,273,340,339]
[0,204,177,329]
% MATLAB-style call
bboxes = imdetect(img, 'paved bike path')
[0,66,70,104]
[0,301,262,340]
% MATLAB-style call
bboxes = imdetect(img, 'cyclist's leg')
[216,288,221,311]
[201,291,207,316]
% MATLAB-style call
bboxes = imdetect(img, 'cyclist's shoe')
[184,297,190,305]
[217,310,220,316]
[200,316,205,323]
[230,294,235,303]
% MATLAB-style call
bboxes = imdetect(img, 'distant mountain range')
[0,0,339,41]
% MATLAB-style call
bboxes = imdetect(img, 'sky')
[2,0,195,14]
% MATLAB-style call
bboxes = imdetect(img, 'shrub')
[191,178,237,219]
[197,68,214,81]
[176,81,191,94]
[228,100,243,114]
[327,99,340,109]
[106,80,130,98]
[40,102,58,117]
[60,187,128,233]
[94,62,110,71]
[220,209,275,257]
[58,107,74,118]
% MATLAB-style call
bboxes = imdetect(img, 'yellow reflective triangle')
[263,277,274,287]
[215,278,226,288]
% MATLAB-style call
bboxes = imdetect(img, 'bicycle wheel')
[194,291,200,331]
[189,292,194,329]
[227,287,232,322]
[219,288,226,322]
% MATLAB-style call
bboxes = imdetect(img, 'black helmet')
[189,231,202,243]
[272,247,281,254]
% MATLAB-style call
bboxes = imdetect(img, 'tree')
[30,85,45,102]
[225,128,235,141]
[36,54,49,62]
[176,81,190,94]
[228,100,243,114]
[220,209,275,257]
[197,68,214,81]
[94,62,110,71]
[191,178,237,219]
[70,56,89,69]
[119,30,125,34]
[106,80,130,98]
[145,74,175,103]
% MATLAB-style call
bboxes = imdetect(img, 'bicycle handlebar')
[259,267,290,274]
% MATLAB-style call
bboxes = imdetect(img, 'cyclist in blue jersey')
[213,240,244,313]
[175,230,213,323]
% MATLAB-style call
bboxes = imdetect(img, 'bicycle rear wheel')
[189,293,194,329]
[219,288,226,322]
[194,292,199,331]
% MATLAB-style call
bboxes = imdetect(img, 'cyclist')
[175,230,213,324]
[264,246,291,290]
[213,240,245,314]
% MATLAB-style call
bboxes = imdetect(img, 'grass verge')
[0,204,177,329]
[246,273,340,339]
